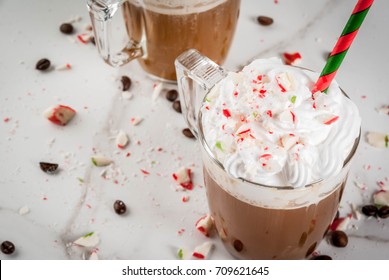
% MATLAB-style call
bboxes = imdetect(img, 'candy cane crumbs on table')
[73,232,100,248]
[77,33,93,44]
[18,206,30,216]
[172,167,193,190]
[373,190,389,206]
[282,52,302,65]
[192,241,214,259]
[140,169,150,175]
[55,63,72,71]
[181,196,190,202]
[195,214,214,237]
[330,214,352,232]
[152,82,163,102]
[366,132,389,148]
[376,105,389,115]
[130,117,143,126]
[91,155,113,167]
[43,105,76,126]
[3,117,10,122]
[115,130,129,149]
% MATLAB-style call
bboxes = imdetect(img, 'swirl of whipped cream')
[201,58,361,188]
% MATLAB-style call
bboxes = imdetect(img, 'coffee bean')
[121,76,132,91]
[114,200,127,215]
[257,16,274,26]
[90,37,96,45]
[36,58,51,71]
[1,241,15,255]
[39,162,59,174]
[172,100,182,113]
[330,230,348,248]
[182,128,195,139]
[59,23,74,34]
[378,205,389,219]
[361,204,378,217]
[233,239,244,252]
[166,89,178,102]
[312,255,332,260]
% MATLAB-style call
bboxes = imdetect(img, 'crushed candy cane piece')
[283,52,302,65]
[55,63,72,71]
[195,214,214,237]
[91,155,113,167]
[177,248,184,259]
[18,206,30,215]
[122,91,133,100]
[330,214,352,231]
[73,232,99,247]
[172,167,193,190]
[115,130,129,149]
[376,105,389,115]
[89,251,99,260]
[77,33,93,44]
[43,105,76,126]
[373,190,389,206]
[366,132,389,148]
[192,241,213,259]
[280,134,299,150]
[275,72,295,92]
[152,82,163,102]
[130,117,143,126]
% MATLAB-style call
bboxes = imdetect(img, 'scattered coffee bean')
[90,36,96,45]
[172,100,182,113]
[39,162,59,174]
[361,204,378,217]
[378,205,389,219]
[35,58,51,71]
[330,230,348,248]
[121,76,132,91]
[233,239,244,252]
[59,23,74,34]
[257,16,274,26]
[312,255,332,260]
[166,89,178,102]
[114,200,127,215]
[1,241,15,255]
[182,128,195,139]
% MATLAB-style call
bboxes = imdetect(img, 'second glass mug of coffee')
[87,0,241,82]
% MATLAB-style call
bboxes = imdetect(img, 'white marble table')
[0,0,388,260]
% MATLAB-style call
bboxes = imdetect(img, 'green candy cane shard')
[215,141,224,151]
[83,232,94,238]
[385,135,388,148]
[291,95,297,104]
[177,248,183,259]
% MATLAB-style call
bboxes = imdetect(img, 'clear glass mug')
[175,49,360,259]
[87,0,241,82]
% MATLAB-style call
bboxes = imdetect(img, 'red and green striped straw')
[312,0,374,93]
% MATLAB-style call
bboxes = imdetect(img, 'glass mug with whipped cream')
[175,49,361,259]
[87,0,240,82]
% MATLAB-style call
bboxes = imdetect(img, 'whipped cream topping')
[201,58,361,188]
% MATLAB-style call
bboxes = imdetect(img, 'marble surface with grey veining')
[0,0,388,260]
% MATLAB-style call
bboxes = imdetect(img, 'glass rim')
[197,68,361,190]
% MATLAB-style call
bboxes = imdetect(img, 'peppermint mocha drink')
[200,58,361,259]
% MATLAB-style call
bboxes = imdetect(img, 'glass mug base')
[204,168,345,260]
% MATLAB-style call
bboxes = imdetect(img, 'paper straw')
[313,0,374,93]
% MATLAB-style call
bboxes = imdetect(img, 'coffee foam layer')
[130,0,228,15]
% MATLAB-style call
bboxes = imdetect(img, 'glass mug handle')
[175,49,227,137]
[87,0,143,67]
